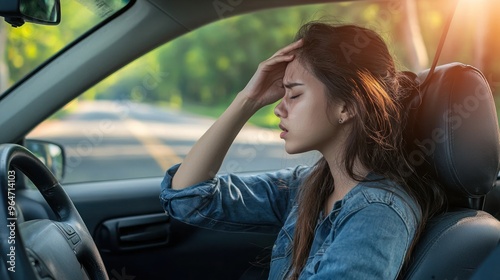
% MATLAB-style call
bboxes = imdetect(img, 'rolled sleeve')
[160,164,311,233]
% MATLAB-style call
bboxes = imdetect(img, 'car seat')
[402,62,500,279]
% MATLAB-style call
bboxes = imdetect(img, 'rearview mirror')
[0,0,61,27]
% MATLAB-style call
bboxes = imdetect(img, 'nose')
[274,99,287,118]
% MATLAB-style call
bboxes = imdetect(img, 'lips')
[279,124,288,139]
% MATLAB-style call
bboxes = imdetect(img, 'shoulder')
[337,177,422,234]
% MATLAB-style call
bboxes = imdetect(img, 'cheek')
[289,103,316,129]
[310,105,339,137]
[307,103,333,127]
[293,107,335,137]
[293,98,323,117]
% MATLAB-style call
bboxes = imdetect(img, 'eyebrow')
[283,82,304,89]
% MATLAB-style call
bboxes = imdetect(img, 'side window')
[27,1,456,184]
[28,5,338,184]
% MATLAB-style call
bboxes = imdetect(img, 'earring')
[338,118,343,124]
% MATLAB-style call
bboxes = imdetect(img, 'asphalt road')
[28,100,319,184]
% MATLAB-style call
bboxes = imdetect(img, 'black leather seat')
[402,63,500,279]
[470,243,500,279]
[485,181,500,219]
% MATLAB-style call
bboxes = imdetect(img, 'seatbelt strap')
[421,0,460,87]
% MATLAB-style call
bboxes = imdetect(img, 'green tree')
[2,0,127,91]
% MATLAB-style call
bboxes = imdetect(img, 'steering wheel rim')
[0,144,108,280]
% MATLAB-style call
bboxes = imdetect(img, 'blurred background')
[3,0,500,126]
[1,0,499,183]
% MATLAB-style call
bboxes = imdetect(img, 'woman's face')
[275,59,345,155]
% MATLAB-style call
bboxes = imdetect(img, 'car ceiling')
[150,0,349,30]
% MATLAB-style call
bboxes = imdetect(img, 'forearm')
[171,40,302,190]
[171,93,259,190]
[162,166,309,232]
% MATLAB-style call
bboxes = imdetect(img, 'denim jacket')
[160,164,421,279]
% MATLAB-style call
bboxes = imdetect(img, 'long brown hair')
[289,22,446,279]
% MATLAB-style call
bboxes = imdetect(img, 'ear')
[337,102,355,123]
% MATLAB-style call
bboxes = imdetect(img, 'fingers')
[262,39,303,68]
[263,53,295,66]
[272,39,304,57]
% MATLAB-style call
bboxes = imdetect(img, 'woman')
[160,22,445,279]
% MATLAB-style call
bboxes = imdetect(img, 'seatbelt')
[420,0,460,88]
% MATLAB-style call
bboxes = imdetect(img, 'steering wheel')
[0,144,108,280]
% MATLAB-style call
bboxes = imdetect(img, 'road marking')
[124,119,182,171]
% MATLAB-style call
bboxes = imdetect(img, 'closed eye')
[290,94,302,100]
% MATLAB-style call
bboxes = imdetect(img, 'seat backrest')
[402,63,500,279]
[485,180,500,219]
[470,242,500,279]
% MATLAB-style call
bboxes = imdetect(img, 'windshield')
[0,0,130,96]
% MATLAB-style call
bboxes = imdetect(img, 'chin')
[284,143,308,155]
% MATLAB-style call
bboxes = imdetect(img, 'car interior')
[0,0,499,279]
[402,62,500,279]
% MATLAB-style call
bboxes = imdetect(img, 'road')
[28,100,319,184]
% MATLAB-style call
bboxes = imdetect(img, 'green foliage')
[3,0,129,87]
[6,1,96,85]
[88,2,426,112]
[3,0,500,127]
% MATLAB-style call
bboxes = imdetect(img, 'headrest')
[406,63,500,199]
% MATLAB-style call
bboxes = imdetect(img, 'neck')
[322,145,370,215]
[329,158,368,199]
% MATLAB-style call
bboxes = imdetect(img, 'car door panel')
[18,177,276,279]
